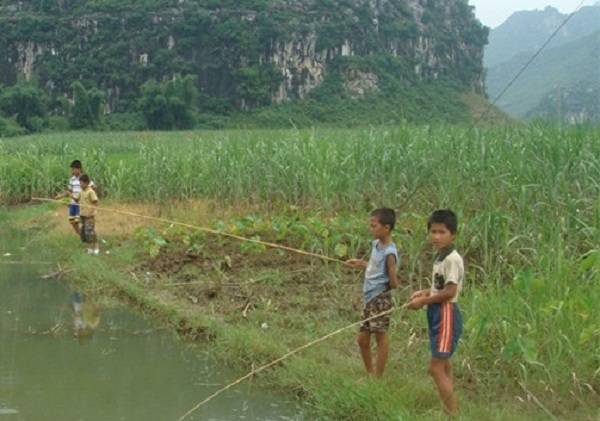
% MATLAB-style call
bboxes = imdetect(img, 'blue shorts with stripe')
[427,302,462,359]
[69,204,80,220]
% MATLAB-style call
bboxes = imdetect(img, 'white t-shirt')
[431,249,464,303]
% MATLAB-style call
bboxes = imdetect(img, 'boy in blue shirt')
[346,208,399,378]
[407,209,464,415]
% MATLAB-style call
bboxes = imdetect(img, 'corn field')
[1,125,599,411]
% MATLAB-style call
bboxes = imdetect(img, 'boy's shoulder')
[448,249,463,261]
[434,248,462,265]
[379,240,398,254]
[443,250,464,268]
[371,240,397,251]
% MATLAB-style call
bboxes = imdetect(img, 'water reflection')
[0,241,303,420]
[72,292,101,340]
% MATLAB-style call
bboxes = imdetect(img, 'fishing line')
[31,197,345,264]
[0,260,53,265]
[29,199,409,420]
[178,304,409,421]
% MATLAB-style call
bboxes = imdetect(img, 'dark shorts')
[80,216,97,243]
[427,302,463,359]
[360,291,393,333]
[69,204,80,220]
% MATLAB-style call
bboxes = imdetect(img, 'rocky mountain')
[484,4,600,122]
[485,4,600,68]
[0,0,488,118]
[529,81,600,124]
[487,30,600,118]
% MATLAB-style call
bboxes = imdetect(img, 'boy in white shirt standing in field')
[55,160,94,235]
[408,209,464,415]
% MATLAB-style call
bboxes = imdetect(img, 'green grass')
[1,124,599,419]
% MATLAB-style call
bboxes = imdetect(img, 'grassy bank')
[2,197,598,420]
[1,125,599,419]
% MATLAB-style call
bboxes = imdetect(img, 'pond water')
[0,229,303,421]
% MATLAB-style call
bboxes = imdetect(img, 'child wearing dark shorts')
[80,215,97,245]
[408,210,464,415]
[346,208,400,378]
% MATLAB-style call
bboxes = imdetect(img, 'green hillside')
[0,0,489,134]
[484,4,600,68]
[486,29,600,120]
[530,82,600,123]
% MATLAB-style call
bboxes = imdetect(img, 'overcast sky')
[469,0,587,28]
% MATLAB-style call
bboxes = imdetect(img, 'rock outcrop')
[0,0,488,112]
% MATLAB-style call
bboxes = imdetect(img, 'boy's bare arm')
[407,284,457,309]
[344,258,367,269]
[422,283,457,304]
[55,188,71,200]
[86,200,99,210]
[386,254,399,289]
[410,289,430,299]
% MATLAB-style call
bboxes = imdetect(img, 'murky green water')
[0,232,303,421]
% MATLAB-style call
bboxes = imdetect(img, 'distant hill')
[487,30,600,118]
[485,4,600,68]
[485,4,600,122]
[529,81,600,124]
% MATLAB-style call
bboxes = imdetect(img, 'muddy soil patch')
[135,241,363,325]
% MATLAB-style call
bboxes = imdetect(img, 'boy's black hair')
[371,208,396,230]
[70,160,82,169]
[427,209,458,234]
[79,174,90,184]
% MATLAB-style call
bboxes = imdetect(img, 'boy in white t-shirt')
[54,160,94,235]
[407,209,464,415]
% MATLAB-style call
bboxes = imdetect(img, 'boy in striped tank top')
[407,209,464,415]
[54,160,94,235]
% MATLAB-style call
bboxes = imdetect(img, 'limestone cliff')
[0,0,488,113]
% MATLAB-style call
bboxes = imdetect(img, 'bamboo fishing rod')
[31,197,346,264]
[30,196,412,419]
[178,303,410,421]
[0,260,53,265]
